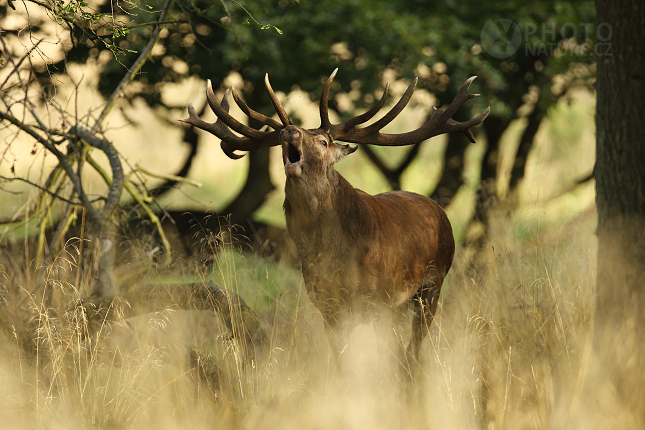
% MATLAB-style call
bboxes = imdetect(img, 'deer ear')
[339,143,358,157]
[330,141,357,164]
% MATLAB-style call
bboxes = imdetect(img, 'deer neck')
[284,169,372,253]
[284,168,342,219]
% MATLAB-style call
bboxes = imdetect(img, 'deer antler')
[321,69,490,146]
[180,76,288,159]
[182,70,489,158]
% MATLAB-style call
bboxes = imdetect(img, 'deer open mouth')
[283,142,303,177]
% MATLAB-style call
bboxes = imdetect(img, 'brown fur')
[281,125,455,368]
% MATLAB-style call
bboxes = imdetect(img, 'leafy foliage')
[27,0,593,118]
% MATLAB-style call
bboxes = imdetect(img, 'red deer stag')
[181,70,489,370]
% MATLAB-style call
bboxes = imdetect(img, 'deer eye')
[318,139,328,148]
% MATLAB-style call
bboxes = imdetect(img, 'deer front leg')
[321,306,351,370]
[304,270,353,368]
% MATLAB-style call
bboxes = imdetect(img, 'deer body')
[182,69,488,370]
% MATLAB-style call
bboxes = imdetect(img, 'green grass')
[158,248,302,307]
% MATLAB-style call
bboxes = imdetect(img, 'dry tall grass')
[2,201,631,430]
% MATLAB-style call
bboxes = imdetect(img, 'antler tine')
[231,87,284,130]
[406,76,489,144]
[321,69,392,134]
[183,91,255,159]
[446,117,477,143]
[430,76,481,129]
[429,105,491,143]
[220,144,246,159]
[357,78,417,135]
[319,68,338,131]
[264,74,291,126]
[180,97,246,159]
[336,82,391,131]
[180,97,235,144]
[215,92,247,159]
[180,103,213,132]
[204,80,270,140]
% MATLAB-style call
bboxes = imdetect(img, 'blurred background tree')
[594,0,644,420]
[1,0,596,264]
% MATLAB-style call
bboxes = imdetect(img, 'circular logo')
[481,19,521,59]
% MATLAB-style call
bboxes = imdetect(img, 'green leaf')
[260,24,283,34]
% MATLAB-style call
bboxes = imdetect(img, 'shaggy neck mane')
[284,170,373,250]
[284,169,347,219]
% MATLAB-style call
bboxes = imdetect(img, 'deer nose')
[280,126,302,146]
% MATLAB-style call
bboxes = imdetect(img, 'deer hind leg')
[404,276,443,376]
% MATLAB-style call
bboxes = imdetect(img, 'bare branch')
[0,38,45,91]
[87,155,172,264]
[72,126,124,223]
[136,165,202,188]
[0,212,29,224]
[0,175,80,205]
[92,0,175,131]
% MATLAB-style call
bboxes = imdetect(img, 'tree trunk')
[431,132,469,207]
[166,85,276,250]
[594,0,645,420]
[220,146,274,229]
[463,115,505,249]
[149,119,200,199]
